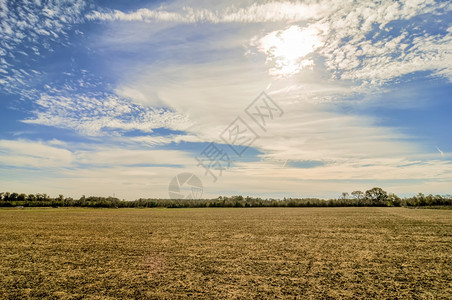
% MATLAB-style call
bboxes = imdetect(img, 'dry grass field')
[0,207,451,299]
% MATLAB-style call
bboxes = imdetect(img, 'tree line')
[1,187,451,208]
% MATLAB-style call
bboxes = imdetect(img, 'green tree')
[365,187,388,206]
[27,194,37,201]
[387,193,401,206]
[351,191,364,200]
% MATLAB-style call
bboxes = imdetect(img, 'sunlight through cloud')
[257,25,325,77]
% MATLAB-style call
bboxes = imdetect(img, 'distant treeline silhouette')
[1,188,451,208]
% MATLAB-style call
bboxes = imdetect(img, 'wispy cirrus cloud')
[244,0,452,83]
[88,1,452,84]
[22,91,191,136]
[1,138,451,200]
[0,138,199,199]
[317,1,452,84]
[0,139,73,168]
[0,0,87,94]
[86,2,328,24]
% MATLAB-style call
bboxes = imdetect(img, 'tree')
[351,191,364,200]
[365,187,388,205]
[27,194,37,201]
[340,192,349,200]
[387,193,401,206]
[414,193,426,206]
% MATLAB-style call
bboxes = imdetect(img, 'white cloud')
[75,148,194,167]
[0,139,73,168]
[22,92,191,136]
[87,1,452,84]
[103,36,452,198]
[0,138,192,199]
[1,138,451,200]
[0,0,86,94]
[113,57,418,164]
[128,134,202,147]
[315,0,452,84]
[86,2,330,24]
[320,25,452,84]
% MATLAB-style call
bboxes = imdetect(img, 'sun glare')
[258,25,324,77]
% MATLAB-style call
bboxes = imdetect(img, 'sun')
[257,25,324,77]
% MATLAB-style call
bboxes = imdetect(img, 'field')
[0,207,451,299]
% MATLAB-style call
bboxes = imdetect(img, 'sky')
[0,0,451,200]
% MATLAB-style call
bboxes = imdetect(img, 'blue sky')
[0,0,451,200]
